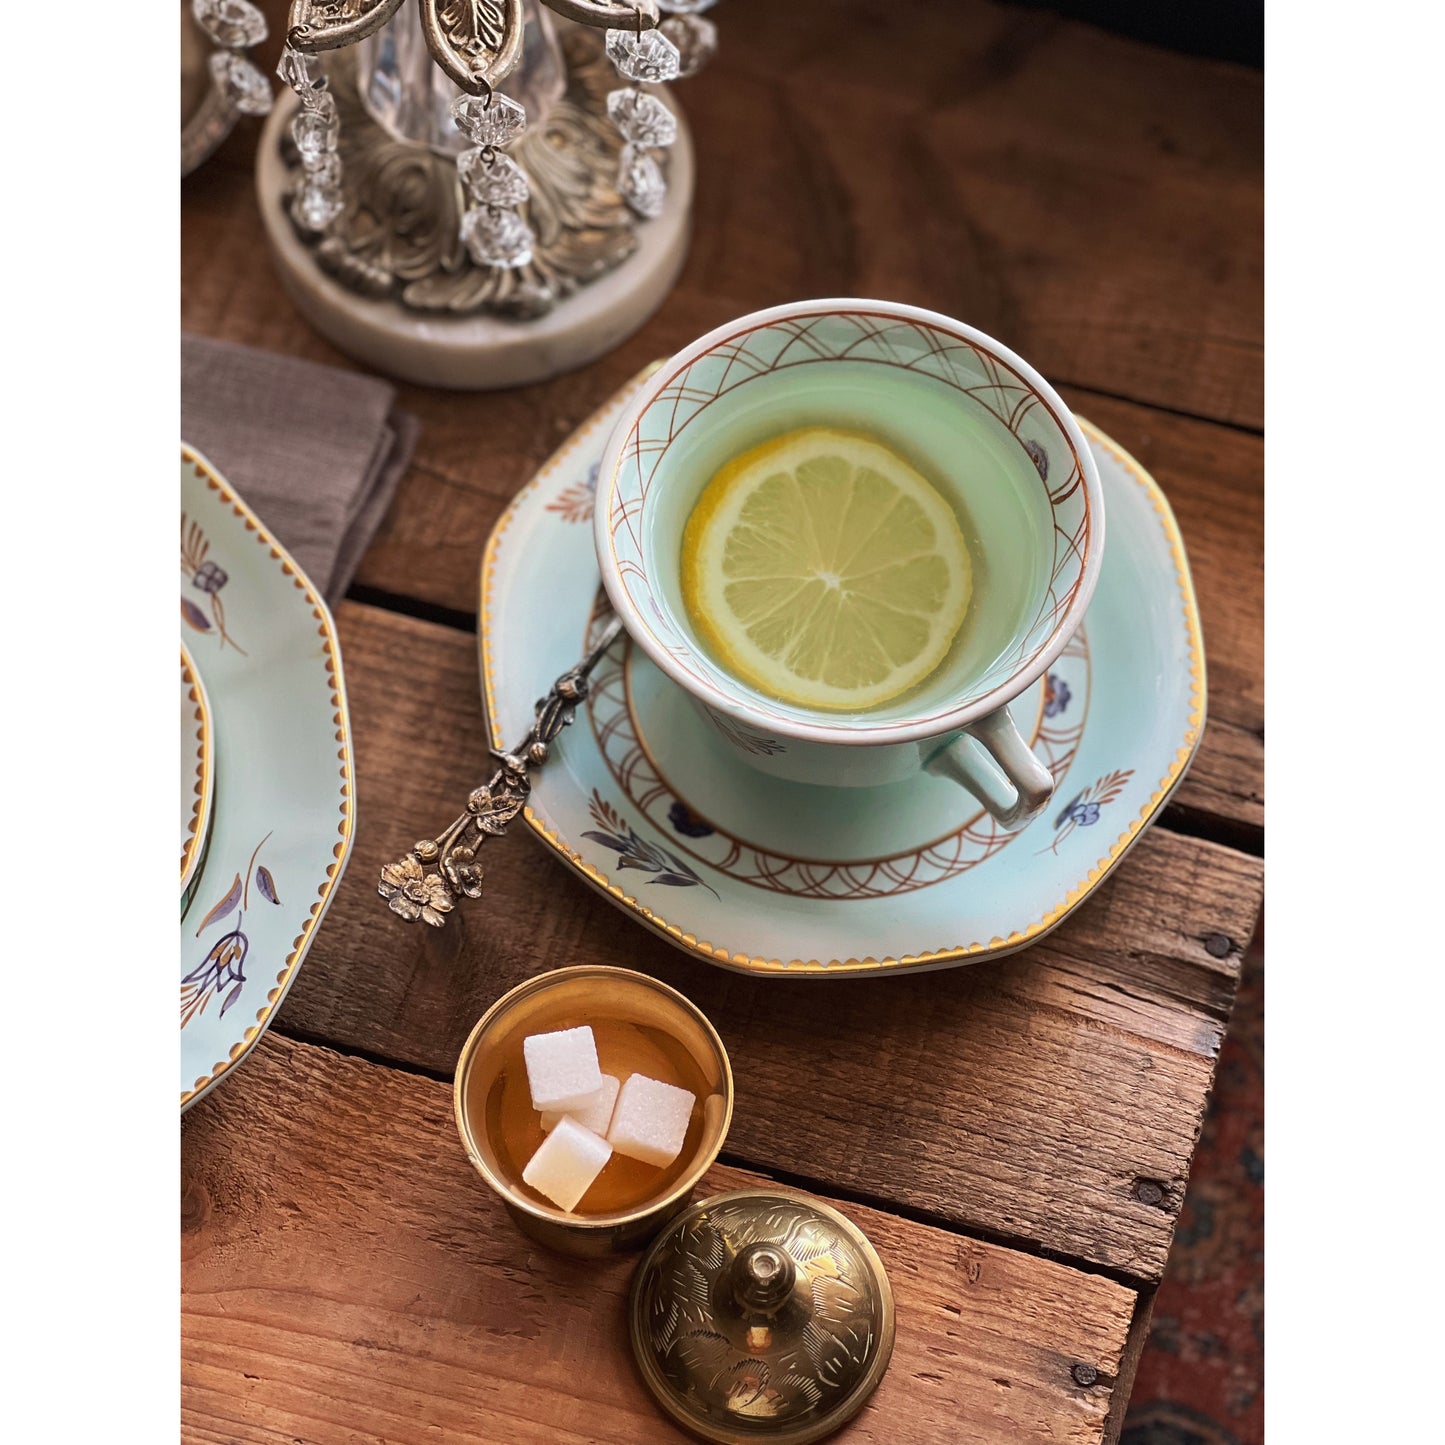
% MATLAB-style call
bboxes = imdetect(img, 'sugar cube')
[523,1026,604,1114]
[541,1072,621,1136]
[521,1116,613,1212]
[607,1073,696,1168]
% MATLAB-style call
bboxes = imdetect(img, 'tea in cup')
[594,299,1105,827]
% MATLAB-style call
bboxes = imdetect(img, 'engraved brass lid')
[629,1187,895,1445]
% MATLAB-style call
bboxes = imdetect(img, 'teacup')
[594,300,1105,828]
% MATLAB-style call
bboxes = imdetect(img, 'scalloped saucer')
[478,372,1205,976]
[180,446,356,1106]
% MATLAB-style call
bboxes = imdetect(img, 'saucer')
[180,446,356,1105]
[478,373,1204,975]
[180,642,216,918]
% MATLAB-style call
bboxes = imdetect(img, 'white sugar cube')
[607,1073,696,1169]
[521,1115,613,1212]
[542,1072,621,1136]
[523,1026,604,1114]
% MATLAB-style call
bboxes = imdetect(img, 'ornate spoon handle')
[379,615,624,926]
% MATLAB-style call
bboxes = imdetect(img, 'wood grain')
[192,1,1260,425]
[182,1030,1138,1445]
[181,4,1264,1429]
[180,183,1261,841]
[266,600,1261,1282]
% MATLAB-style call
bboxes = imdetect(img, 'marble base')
[253,97,693,391]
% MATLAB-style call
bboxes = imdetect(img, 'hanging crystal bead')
[458,150,531,207]
[604,28,682,84]
[277,44,323,92]
[209,51,273,116]
[193,0,268,49]
[659,14,718,77]
[277,45,330,113]
[303,153,343,189]
[606,89,677,147]
[291,104,340,164]
[461,206,535,268]
[617,143,667,219]
[291,179,345,232]
[451,93,528,148]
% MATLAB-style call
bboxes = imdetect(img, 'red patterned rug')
[1121,928,1263,1444]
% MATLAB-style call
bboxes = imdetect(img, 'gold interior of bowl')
[455,966,733,1230]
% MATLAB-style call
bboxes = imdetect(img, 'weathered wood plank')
[184,0,1261,421]
[182,1031,1137,1445]
[264,601,1261,1281]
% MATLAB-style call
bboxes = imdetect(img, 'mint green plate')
[479,374,1205,975]
[180,446,356,1107]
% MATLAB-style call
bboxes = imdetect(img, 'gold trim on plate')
[180,447,357,1105]
[180,643,213,885]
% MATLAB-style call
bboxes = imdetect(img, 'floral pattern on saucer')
[478,371,1205,975]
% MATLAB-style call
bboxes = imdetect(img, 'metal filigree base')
[254,26,692,388]
[288,26,667,319]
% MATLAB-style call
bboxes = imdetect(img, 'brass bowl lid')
[629,1187,895,1445]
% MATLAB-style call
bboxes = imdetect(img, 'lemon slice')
[681,428,972,711]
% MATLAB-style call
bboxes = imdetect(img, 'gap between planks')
[265,1021,1204,1296]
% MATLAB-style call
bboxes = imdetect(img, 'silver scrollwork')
[287,0,409,53]
[420,0,526,94]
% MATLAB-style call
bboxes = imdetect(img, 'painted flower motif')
[546,461,601,523]
[1039,769,1134,855]
[584,791,717,894]
[193,559,229,594]
[181,514,245,653]
[1044,673,1071,718]
[182,833,279,1027]
[379,854,455,926]
[668,801,715,838]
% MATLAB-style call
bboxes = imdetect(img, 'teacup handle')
[924,706,1054,830]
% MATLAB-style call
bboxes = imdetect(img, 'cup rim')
[594,297,1106,747]
[453,965,735,1231]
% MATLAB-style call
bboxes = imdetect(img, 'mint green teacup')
[594,300,1105,829]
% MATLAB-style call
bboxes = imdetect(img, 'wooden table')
[181,4,1263,1440]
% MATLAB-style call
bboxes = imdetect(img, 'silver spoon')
[378,614,625,926]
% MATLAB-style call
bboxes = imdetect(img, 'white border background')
[3,1,1440,1438]
[1267,0,1441,1436]
[6,3,177,1437]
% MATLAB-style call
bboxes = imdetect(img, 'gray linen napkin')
[181,336,418,604]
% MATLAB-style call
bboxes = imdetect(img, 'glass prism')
[607,89,678,147]
[303,153,343,189]
[461,206,535,269]
[291,180,344,232]
[209,51,273,116]
[291,106,339,165]
[605,28,682,84]
[451,93,527,148]
[458,150,531,207]
[277,44,322,91]
[618,144,667,220]
[193,0,268,49]
[660,14,718,77]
